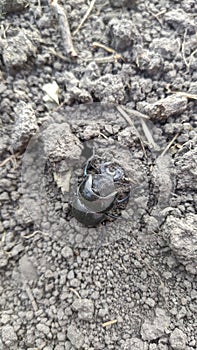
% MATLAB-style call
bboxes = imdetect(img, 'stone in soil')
[163,213,197,274]
[1,28,41,68]
[137,95,188,121]
[12,102,38,152]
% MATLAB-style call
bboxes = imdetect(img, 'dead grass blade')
[102,319,117,327]
[73,0,96,36]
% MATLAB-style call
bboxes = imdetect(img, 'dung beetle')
[71,153,130,227]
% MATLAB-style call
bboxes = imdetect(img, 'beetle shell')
[78,174,117,212]
[71,156,129,227]
[72,196,105,227]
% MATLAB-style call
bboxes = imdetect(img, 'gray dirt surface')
[0,0,197,349]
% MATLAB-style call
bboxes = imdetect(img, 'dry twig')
[96,1,108,15]
[0,231,12,257]
[116,105,147,157]
[48,0,77,58]
[69,288,81,299]
[140,119,158,150]
[182,28,189,69]
[83,54,123,64]
[160,131,180,157]
[23,230,49,239]
[120,105,150,120]
[181,28,197,72]
[23,281,38,312]
[188,48,197,69]
[48,47,72,62]
[102,319,117,327]
[0,153,19,168]
[172,92,197,100]
[145,3,166,25]
[93,41,124,62]
[73,0,96,36]
[99,132,108,140]
[82,41,124,64]
[166,85,197,100]
[93,41,118,55]
[145,3,167,25]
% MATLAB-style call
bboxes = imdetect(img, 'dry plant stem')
[93,41,117,55]
[145,3,166,25]
[69,288,81,299]
[102,319,117,327]
[181,27,197,72]
[96,1,108,15]
[49,0,77,58]
[48,47,71,62]
[188,48,197,69]
[116,105,147,158]
[0,232,12,257]
[99,132,108,139]
[23,230,49,239]
[182,28,189,69]
[140,118,158,150]
[166,86,197,100]
[37,0,41,8]
[73,0,96,36]
[173,92,197,100]
[161,131,180,157]
[120,105,150,120]
[84,54,122,64]
[23,281,38,312]
[0,153,19,168]
[93,41,124,61]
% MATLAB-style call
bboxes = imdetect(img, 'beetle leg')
[100,161,111,174]
[105,212,120,219]
[101,162,124,181]
[117,191,130,204]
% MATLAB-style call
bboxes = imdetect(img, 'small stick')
[182,28,189,69]
[145,4,166,25]
[96,1,108,15]
[23,281,38,312]
[140,119,158,150]
[37,0,42,9]
[69,288,81,299]
[49,0,77,58]
[99,132,108,140]
[0,153,19,168]
[48,47,71,62]
[173,92,197,100]
[102,319,117,327]
[93,41,117,55]
[73,0,96,36]
[116,106,147,158]
[188,48,197,70]
[151,9,166,24]
[23,230,49,239]
[166,86,197,100]
[0,231,6,245]
[120,105,150,120]
[93,41,124,61]
[160,131,180,157]
[83,54,122,64]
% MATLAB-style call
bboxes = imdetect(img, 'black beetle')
[71,154,130,227]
